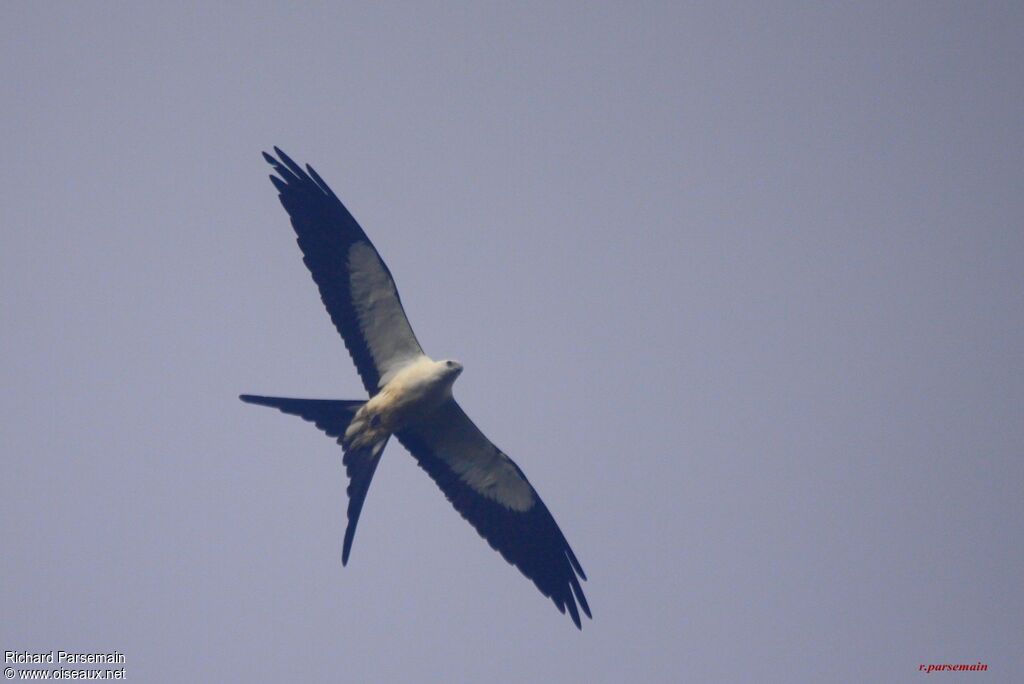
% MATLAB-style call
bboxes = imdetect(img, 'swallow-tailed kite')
[241,148,591,628]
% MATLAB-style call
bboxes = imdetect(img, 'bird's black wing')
[263,148,424,395]
[397,399,591,628]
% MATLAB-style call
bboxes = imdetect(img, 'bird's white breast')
[363,357,450,430]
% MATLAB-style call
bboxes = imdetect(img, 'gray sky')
[2,2,1022,682]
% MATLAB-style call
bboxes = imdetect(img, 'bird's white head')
[440,359,464,380]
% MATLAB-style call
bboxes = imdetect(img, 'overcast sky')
[2,3,1022,682]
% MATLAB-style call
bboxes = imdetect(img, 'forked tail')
[239,394,389,564]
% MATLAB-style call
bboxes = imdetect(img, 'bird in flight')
[241,148,591,628]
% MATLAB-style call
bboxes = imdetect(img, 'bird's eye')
[446,361,454,368]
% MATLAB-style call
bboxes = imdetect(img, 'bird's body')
[241,148,590,628]
[343,357,461,450]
